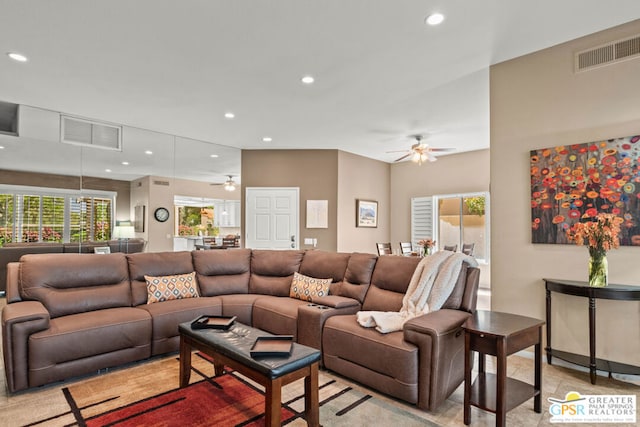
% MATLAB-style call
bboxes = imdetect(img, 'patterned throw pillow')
[145,272,200,304]
[289,272,332,302]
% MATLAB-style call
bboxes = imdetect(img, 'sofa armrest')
[312,295,360,309]
[2,301,51,393]
[403,309,472,411]
[297,300,361,353]
[403,308,471,337]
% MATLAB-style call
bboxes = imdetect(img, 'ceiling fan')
[388,134,455,165]
[210,175,237,191]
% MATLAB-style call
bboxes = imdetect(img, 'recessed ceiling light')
[7,52,28,62]
[262,137,273,142]
[121,161,129,165]
[425,13,444,26]
[144,150,153,155]
[301,75,315,84]
[105,168,112,173]
[224,112,235,119]
[0,146,5,149]
[210,154,219,158]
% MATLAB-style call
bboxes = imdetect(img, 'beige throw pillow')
[289,272,332,302]
[145,272,200,304]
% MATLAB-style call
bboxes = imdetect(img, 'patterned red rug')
[83,372,295,427]
[14,353,437,427]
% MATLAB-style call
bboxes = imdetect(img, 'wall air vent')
[575,34,640,72]
[153,180,170,186]
[61,115,122,151]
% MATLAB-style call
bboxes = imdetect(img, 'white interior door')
[245,187,299,249]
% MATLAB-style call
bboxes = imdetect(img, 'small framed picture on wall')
[356,199,378,228]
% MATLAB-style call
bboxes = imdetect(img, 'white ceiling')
[1,1,640,182]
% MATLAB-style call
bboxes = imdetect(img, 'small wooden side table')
[463,310,544,427]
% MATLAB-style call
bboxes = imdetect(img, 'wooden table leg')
[496,337,507,427]
[213,362,225,377]
[265,377,282,427]
[589,296,597,384]
[179,335,192,387]
[546,288,552,364]
[534,328,542,413]
[305,362,320,427]
[463,331,472,425]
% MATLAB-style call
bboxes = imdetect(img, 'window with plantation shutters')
[0,186,115,245]
[411,197,433,248]
[0,194,15,245]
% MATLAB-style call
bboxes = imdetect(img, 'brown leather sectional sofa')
[2,249,479,411]
[0,239,145,293]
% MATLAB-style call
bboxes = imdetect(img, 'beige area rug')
[1,293,638,427]
[1,353,440,427]
[2,350,639,427]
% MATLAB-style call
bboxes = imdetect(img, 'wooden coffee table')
[178,321,321,427]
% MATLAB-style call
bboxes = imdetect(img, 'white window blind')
[0,186,115,244]
[411,197,433,247]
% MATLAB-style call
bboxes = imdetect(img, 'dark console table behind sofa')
[543,278,640,384]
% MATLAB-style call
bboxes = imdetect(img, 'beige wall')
[242,150,339,251]
[0,169,131,221]
[389,149,490,243]
[242,149,390,253]
[491,19,640,366]
[337,151,390,254]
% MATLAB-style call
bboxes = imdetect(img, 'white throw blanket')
[357,251,478,333]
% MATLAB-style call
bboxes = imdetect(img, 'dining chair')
[462,243,475,256]
[222,237,239,248]
[399,242,413,256]
[376,242,392,256]
[443,244,457,252]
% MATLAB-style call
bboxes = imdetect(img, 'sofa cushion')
[330,253,377,303]
[136,297,222,355]
[218,294,264,325]
[323,314,418,387]
[193,248,251,296]
[252,296,308,338]
[299,250,350,283]
[28,307,151,385]
[145,272,199,304]
[127,251,195,306]
[362,255,420,312]
[249,250,304,296]
[289,272,332,302]
[441,263,469,310]
[19,253,132,318]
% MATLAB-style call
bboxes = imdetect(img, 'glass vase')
[588,253,608,287]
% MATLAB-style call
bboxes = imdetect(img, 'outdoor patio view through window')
[0,187,114,246]
[437,194,487,260]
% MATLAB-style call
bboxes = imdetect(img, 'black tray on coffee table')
[190,315,237,330]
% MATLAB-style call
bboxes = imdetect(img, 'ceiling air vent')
[0,101,19,136]
[60,115,122,151]
[575,34,640,72]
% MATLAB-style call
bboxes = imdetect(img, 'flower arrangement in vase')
[417,238,436,257]
[566,213,623,287]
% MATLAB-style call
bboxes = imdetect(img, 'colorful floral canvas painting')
[530,134,640,245]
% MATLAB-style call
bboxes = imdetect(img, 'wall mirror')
[0,103,241,253]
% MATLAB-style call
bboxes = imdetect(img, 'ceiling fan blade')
[394,153,411,162]
[386,149,410,153]
[427,153,438,162]
[428,147,455,152]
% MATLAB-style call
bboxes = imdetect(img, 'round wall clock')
[154,207,170,222]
